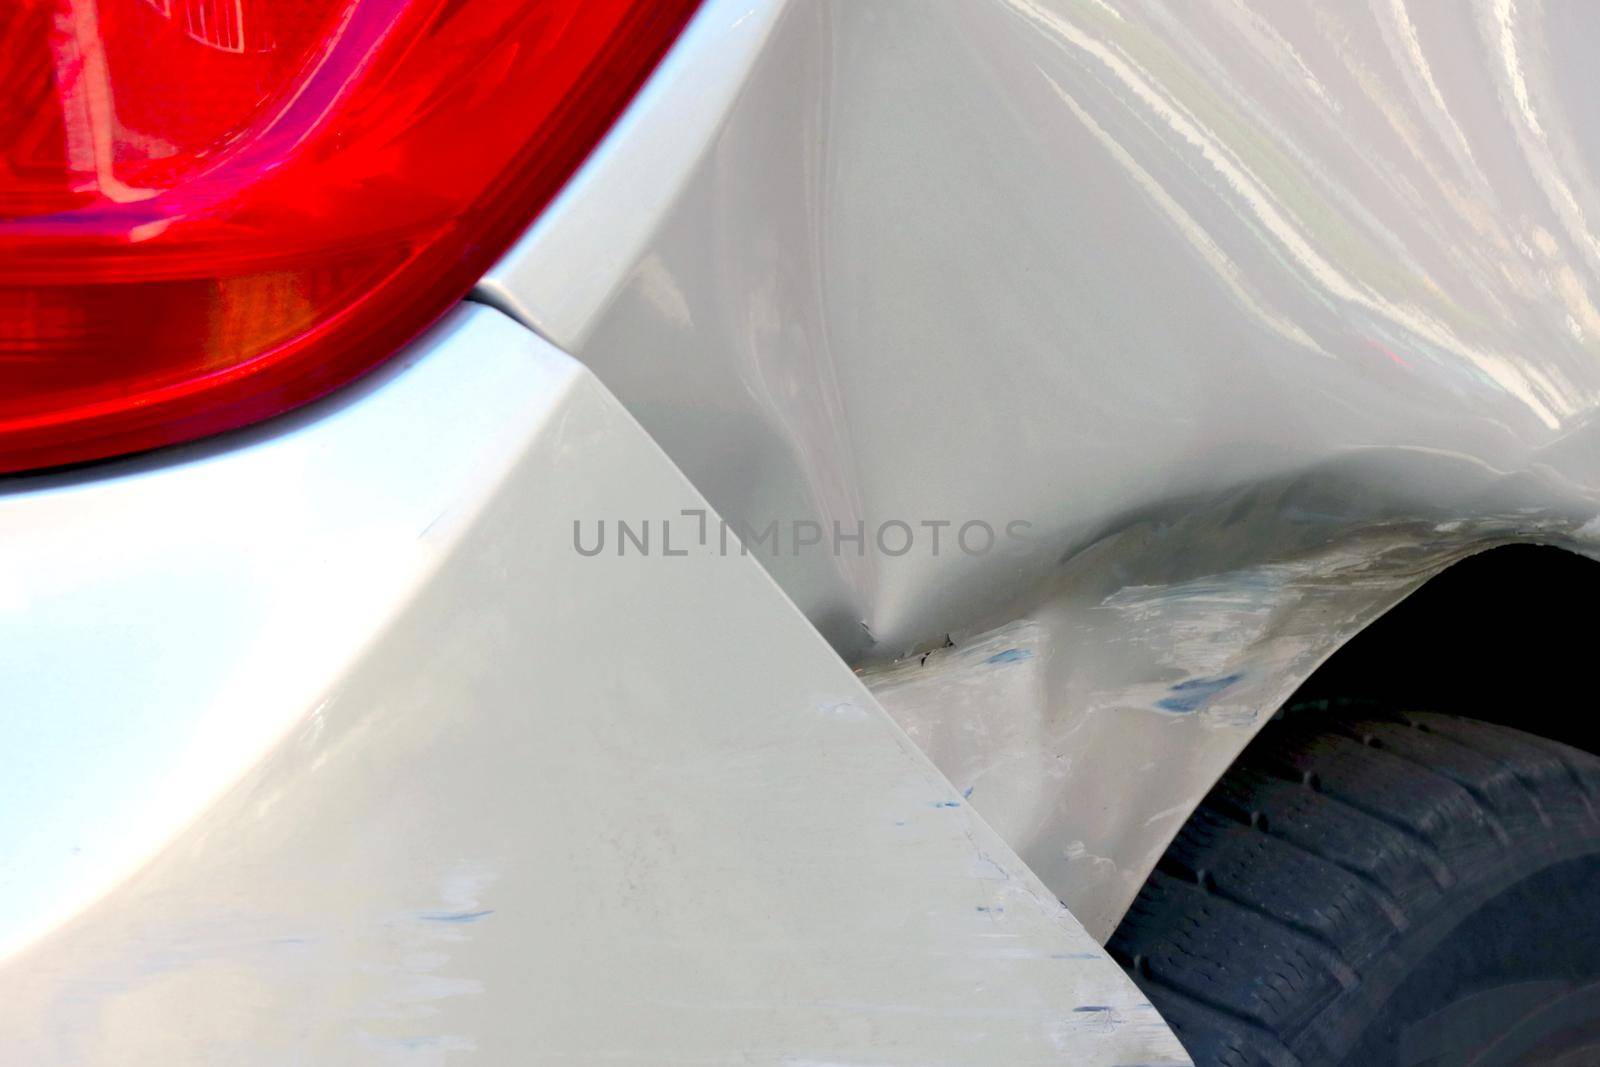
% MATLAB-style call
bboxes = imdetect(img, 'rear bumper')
[0,304,1185,1064]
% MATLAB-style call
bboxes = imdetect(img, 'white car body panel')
[0,305,1186,1064]
[482,0,1600,938]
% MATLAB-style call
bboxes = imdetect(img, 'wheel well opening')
[1288,543,1600,754]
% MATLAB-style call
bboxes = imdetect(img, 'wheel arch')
[1288,542,1600,757]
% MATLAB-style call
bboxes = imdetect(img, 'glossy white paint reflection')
[0,306,579,965]
[482,0,1600,936]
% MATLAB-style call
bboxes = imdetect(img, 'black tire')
[1108,706,1600,1066]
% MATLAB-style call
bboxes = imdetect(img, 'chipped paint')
[1154,673,1244,714]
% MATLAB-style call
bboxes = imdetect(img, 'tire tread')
[1110,713,1600,1065]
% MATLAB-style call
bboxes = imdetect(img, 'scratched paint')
[872,497,1600,942]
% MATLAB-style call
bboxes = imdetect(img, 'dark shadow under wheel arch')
[1288,543,1600,756]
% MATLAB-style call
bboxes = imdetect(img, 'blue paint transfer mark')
[930,799,961,808]
[1074,1005,1111,1013]
[417,909,494,924]
[1155,673,1242,713]
[985,647,1032,665]
[962,785,974,798]
[1051,952,1103,960]
[975,905,1004,913]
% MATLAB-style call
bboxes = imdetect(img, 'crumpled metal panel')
[481,0,1600,935]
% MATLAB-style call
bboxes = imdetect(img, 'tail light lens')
[0,0,699,473]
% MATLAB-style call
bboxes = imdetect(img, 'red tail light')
[0,0,699,473]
